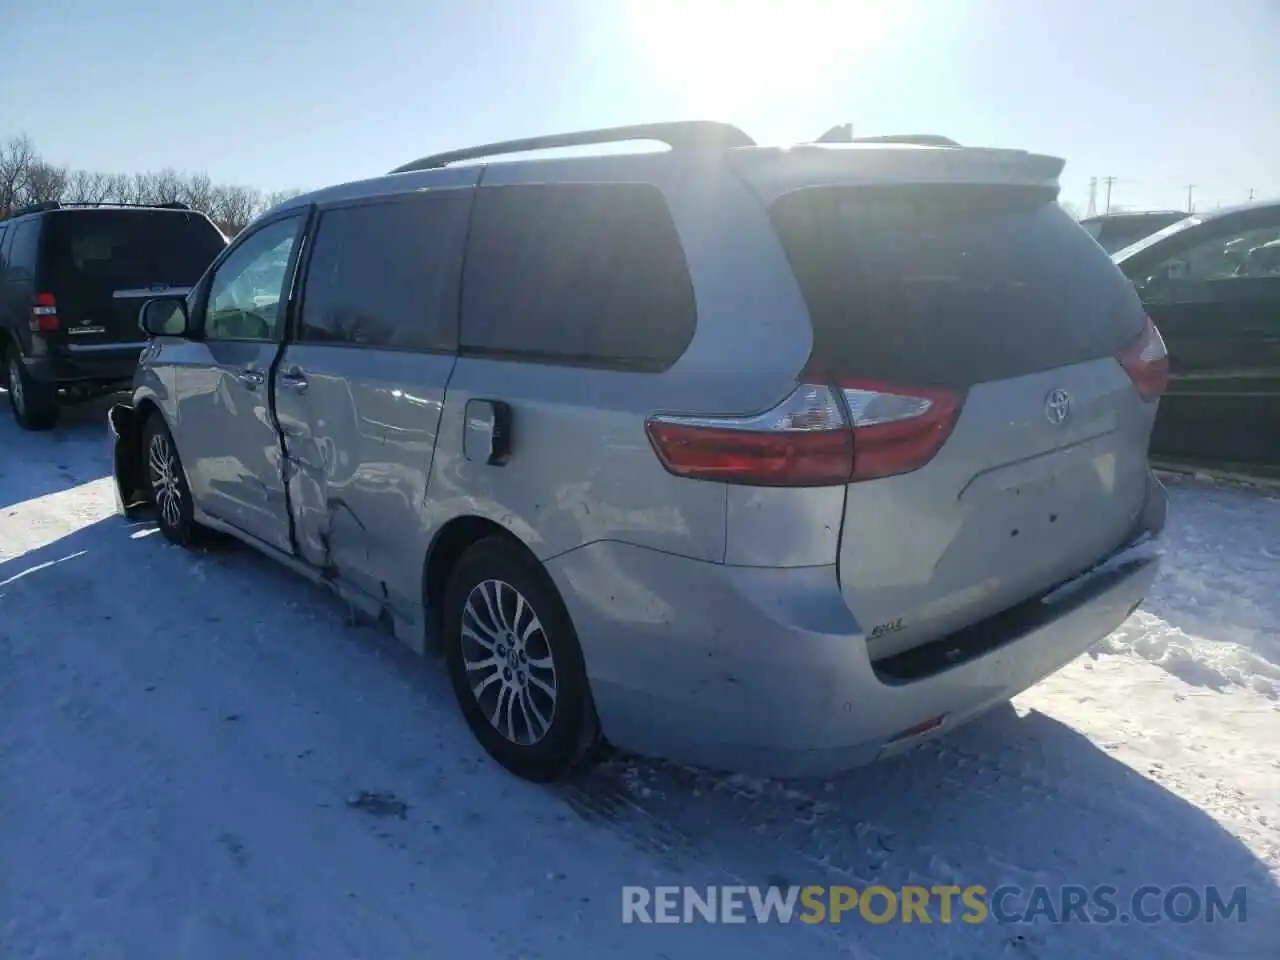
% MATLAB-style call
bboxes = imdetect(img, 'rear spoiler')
[731,142,1065,203]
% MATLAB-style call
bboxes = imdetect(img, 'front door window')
[203,217,302,341]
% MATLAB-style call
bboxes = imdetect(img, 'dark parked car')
[0,201,227,429]
[1113,200,1280,470]
[1081,210,1188,254]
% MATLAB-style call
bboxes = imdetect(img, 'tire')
[141,413,200,547]
[6,347,59,431]
[442,536,599,782]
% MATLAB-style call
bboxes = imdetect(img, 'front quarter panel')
[131,337,181,432]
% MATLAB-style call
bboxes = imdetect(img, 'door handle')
[278,368,308,392]
[236,367,266,388]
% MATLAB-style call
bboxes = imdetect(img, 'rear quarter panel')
[423,152,815,566]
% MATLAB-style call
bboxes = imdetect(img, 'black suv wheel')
[5,347,59,431]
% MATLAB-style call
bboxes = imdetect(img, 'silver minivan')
[109,122,1168,782]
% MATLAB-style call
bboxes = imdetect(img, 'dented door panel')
[274,345,455,615]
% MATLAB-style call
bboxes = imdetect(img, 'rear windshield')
[46,210,227,291]
[769,185,1145,388]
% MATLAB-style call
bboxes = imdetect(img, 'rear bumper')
[547,473,1167,778]
[108,402,149,519]
[25,344,144,386]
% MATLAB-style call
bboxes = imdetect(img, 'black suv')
[0,201,227,429]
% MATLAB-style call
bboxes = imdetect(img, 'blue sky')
[4,0,1277,214]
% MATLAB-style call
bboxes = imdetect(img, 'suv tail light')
[30,292,59,333]
[1117,315,1168,401]
[645,379,962,487]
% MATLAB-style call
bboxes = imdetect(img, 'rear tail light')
[30,292,58,333]
[645,385,853,487]
[645,378,962,487]
[838,380,962,481]
[1117,315,1168,401]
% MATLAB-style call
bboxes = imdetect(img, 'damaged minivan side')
[110,121,1166,783]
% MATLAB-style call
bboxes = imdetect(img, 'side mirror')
[139,297,190,338]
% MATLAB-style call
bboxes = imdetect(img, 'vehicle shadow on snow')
[565,708,1278,951]
[4,513,1275,956]
[0,391,121,510]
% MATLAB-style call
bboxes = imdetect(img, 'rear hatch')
[43,209,226,346]
[752,147,1158,660]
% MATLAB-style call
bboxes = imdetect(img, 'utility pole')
[1103,175,1117,214]
[1185,184,1196,213]
[1086,176,1098,218]
[1248,188,1256,201]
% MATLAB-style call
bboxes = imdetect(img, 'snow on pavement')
[1,396,1277,960]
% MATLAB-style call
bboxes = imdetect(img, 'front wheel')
[442,537,599,782]
[6,350,59,431]
[142,414,200,546]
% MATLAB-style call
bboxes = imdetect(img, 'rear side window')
[298,194,470,352]
[7,220,42,281]
[45,211,226,291]
[770,185,1144,389]
[460,182,696,371]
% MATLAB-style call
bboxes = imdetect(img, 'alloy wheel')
[148,431,183,529]
[8,357,25,416]
[460,578,558,746]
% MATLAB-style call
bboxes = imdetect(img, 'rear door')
[43,209,226,348]
[274,186,472,614]
[763,172,1155,660]
[1120,211,1280,467]
[173,213,306,551]
[1,219,42,352]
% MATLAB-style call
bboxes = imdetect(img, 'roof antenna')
[815,123,853,143]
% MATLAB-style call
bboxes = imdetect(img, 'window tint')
[7,221,42,281]
[46,210,226,291]
[298,194,469,351]
[1139,223,1280,305]
[203,216,303,342]
[770,184,1143,389]
[460,183,696,371]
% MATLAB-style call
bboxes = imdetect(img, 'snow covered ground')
[1,395,1276,960]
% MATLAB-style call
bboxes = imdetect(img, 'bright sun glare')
[623,0,903,117]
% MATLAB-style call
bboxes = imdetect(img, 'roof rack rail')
[854,133,960,147]
[6,200,63,218]
[389,120,756,174]
[59,200,193,211]
[3,200,193,220]
[813,125,959,148]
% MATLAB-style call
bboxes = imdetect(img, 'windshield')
[1111,214,1202,263]
[47,209,227,290]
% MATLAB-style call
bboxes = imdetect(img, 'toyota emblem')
[1044,389,1072,425]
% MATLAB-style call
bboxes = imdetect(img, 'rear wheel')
[142,413,200,547]
[442,537,599,782]
[5,348,59,431]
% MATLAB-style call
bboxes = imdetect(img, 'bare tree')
[263,188,303,210]
[149,168,185,205]
[0,135,39,214]
[2,130,307,231]
[181,172,215,213]
[20,161,68,205]
[210,184,262,235]
[65,169,115,203]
